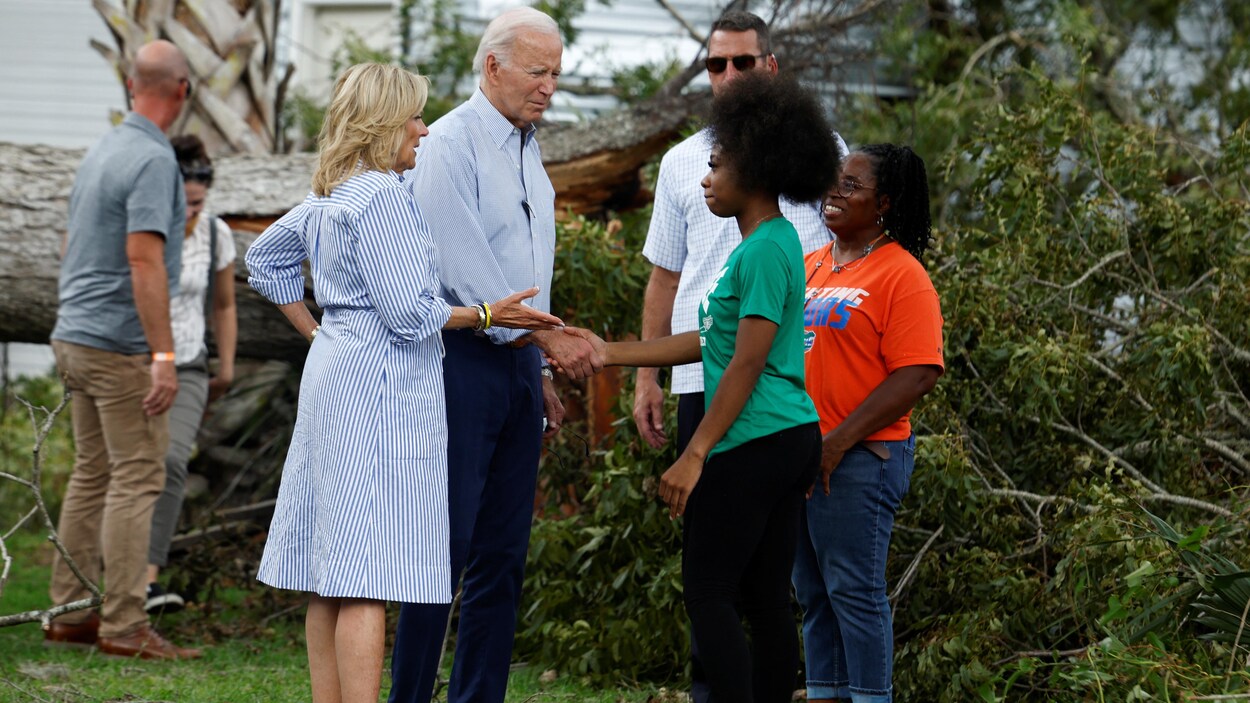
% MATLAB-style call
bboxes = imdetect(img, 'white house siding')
[286,0,401,103]
[2,343,55,380]
[0,1,123,379]
[0,0,126,147]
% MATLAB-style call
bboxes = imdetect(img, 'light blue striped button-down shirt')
[403,88,556,345]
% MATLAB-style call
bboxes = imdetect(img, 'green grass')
[0,531,661,702]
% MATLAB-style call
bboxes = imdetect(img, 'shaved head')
[129,40,190,98]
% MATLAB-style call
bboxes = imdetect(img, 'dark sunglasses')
[179,77,193,100]
[704,54,767,74]
[180,164,213,182]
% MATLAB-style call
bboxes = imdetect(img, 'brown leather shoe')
[98,625,203,660]
[43,612,100,650]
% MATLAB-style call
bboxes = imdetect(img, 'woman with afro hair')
[562,72,841,702]
[794,144,945,703]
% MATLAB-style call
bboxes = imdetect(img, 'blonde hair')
[312,63,429,196]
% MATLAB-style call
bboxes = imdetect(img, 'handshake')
[532,327,610,380]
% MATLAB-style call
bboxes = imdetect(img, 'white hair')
[472,7,560,74]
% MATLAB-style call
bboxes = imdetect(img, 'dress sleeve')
[355,186,453,343]
[246,203,310,305]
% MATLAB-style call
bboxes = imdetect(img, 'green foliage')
[278,89,326,153]
[400,0,480,121]
[0,375,74,526]
[514,210,693,681]
[610,59,683,104]
[516,3,1250,697]
[838,8,1250,698]
[549,211,652,340]
[520,415,686,681]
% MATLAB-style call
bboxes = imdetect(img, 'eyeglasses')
[180,164,213,182]
[704,54,768,74]
[833,177,876,198]
[179,77,193,100]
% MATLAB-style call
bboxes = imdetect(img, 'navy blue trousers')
[389,329,543,703]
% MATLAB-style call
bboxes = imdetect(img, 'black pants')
[682,421,821,703]
[677,393,715,703]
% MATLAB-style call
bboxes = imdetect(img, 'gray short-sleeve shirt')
[52,113,185,354]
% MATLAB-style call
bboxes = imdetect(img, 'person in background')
[388,8,598,703]
[561,73,841,703]
[142,134,238,615]
[45,39,201,661]
[246,62,560,703]
[793,144,944,703]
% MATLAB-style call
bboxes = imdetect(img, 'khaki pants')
[50,340,169,638]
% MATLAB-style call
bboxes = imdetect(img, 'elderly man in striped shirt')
[389,7,598,703]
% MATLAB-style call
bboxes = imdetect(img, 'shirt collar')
[469,88,537,150]
[122,112,169,144]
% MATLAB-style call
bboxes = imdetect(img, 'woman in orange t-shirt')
[793,144,944,703]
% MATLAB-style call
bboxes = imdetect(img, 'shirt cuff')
[248,276,306,306]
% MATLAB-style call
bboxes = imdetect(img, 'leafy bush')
[514,13,1250,700]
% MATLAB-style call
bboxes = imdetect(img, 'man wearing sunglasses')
[636,11,846,701]
[46,40,201,661]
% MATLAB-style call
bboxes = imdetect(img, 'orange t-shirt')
[802,240,945,440]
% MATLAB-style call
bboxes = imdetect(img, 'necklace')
[742,211,783,237]
[804,245,840,307]
[830,232,889,273]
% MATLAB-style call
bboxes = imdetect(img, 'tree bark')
[0,142,316,362]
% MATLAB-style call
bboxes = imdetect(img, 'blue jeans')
[792,435,915,703]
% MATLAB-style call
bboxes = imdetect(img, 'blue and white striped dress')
[247,170,453,604]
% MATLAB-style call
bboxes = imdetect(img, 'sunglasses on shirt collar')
[704,54,768,74]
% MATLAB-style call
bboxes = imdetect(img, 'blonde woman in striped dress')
[245,63,562,703]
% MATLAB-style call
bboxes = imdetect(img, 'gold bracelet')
[309,325,320,343]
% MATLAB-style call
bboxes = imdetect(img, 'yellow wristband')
[481,302,492,330]
[152,352,176,363]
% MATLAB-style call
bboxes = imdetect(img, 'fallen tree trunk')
[0,95,699,361]
[0,143,317,361]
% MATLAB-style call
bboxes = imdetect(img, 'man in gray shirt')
[45,40,201,661]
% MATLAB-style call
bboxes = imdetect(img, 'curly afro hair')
[858,144,931,262]
[707,72,840,204]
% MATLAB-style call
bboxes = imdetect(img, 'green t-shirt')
[697,217,819,457]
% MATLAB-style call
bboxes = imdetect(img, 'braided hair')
[858,144,930,263]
